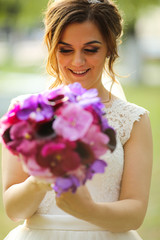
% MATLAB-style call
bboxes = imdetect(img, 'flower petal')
[53,104,93,141]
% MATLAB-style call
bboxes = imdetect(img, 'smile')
[69,69,90,75]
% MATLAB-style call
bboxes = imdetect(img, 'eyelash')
[59,47,99,54]
[85,48,99,53]
[59,49,72,53]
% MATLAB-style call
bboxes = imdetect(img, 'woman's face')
[56,21,108,89]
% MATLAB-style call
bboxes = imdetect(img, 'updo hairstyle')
[44,0,123,88]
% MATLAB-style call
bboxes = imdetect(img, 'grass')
[0,84,160,239]
[0,60,45,75]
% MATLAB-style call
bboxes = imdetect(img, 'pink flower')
[16,94,54,122]
[10,121,34,140]
[3,121,36,156]
[82,125,109,157]
[37,140,81,176]
[5,104,21,125]
[7,139,37,156]
[21,156,54,181]
[53,103,93,141]
[16,140,37,157]
[0,104,21,135]
[84,105,100,125]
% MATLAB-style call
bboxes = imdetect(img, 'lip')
[69,68,90,77]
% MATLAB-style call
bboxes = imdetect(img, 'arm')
[2,147,52,221]
[56,113,153,232]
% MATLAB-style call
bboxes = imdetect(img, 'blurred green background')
[0,0,160,239]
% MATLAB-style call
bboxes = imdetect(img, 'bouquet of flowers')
[0,82,116,196]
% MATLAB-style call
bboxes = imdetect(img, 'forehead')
[60,21,105,45]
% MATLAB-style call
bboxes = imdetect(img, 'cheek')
[89,52,106,67]
[56,53,63,68]
[56,53,68,70]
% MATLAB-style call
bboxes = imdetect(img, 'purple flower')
[17,94,54,122]
[101,116,110,131]
[67,82,100,107]
[68,82,86,95]
[92,102,106,119]
[88,102,110,131]
[44,86,69,108]
[82,125,109,157]
[44,86,64,100]
[53,175,80,196]
[86,159,107,180]
[91,159,107,173]
[68,165,87,183]
[53,103,93,141]
[77,89,100,107]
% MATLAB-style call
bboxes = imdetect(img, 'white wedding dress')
[4,95,147,240]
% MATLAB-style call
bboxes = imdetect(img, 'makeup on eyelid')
[58,47,100,54]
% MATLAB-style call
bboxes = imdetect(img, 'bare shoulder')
[124,111,153,157]
[130,112,152,141]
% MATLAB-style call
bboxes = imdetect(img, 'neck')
[93,82,110,103]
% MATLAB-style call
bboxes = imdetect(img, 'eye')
[59,48,73,54]
[84,47,99,54]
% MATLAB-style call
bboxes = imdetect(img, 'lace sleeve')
[105,99,149,146]
[117,101,149,145]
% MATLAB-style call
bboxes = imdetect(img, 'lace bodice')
[36,97,147,215]
[10,95,148,215]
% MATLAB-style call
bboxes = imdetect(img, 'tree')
[0,0,48,30]
[117,0,160,34]
[0,0,160,31]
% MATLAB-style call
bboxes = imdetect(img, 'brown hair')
[44,0,123,88]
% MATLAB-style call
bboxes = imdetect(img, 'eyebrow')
[58,40,102,46]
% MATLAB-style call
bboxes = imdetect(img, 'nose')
[72,51,85,67]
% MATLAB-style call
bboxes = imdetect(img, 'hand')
[55,185,94,219]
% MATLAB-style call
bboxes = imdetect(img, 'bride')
[2,1,152,240]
